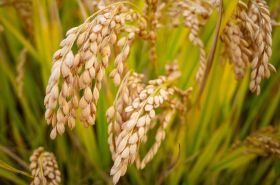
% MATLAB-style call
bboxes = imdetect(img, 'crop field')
[0,0,280,185]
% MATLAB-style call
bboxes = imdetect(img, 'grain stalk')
[199,0,223,97]
[39,1,279,184]
[107,65,192,184]
[13,0,33,37]
[221,0,276,95]
[44,2,148,139]
[16,48,27,98]
[169,0,219,82]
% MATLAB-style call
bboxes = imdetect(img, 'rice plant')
[0,0,280,184]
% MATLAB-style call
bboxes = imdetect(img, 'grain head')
[169,0,218,82]
[29,147,61,185]
[44,3,148,139]
[107,66,192,184]
[222,0,276,95]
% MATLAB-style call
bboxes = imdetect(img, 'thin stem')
[0,159,32,178]
[199,0,224,98]
[272,20,280,27]
[157,144,181,185]
[0,145,29,170]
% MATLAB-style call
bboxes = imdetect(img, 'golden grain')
[45,4,147,139]
[245,127,280,158]
[222,0,276,95]
[169,0,217,82]
[13,0,33,37]
[107,67,192,184]
[30,147,61,185]
[42,1,277,184]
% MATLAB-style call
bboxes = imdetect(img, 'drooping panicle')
[44,4,148,139]
[221,0,276,95]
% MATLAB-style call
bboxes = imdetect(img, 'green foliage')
[0,0,280,184]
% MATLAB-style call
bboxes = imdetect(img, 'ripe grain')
[30,147,61,185]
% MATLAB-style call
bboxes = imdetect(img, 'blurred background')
[0,0,280,184]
